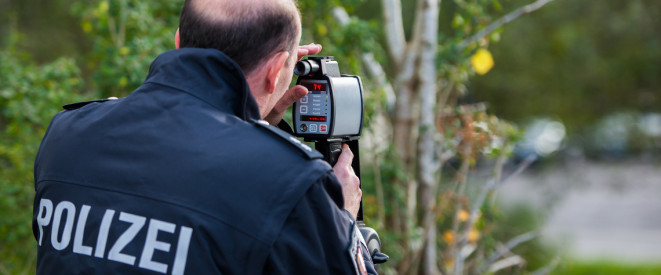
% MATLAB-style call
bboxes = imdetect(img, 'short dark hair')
[178,0,299,75]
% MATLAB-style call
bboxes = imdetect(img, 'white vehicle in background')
[514,118,566,160]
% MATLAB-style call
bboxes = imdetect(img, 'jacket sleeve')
[263,171,377,275]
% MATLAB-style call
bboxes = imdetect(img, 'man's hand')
[333,144,361,220]
[263,44,322,125]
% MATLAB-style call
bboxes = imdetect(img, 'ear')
[175,28,181,49]
[264,51,290,94]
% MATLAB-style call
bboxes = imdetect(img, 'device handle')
[316,139,363,221]
[316,139,388,264]
[315,140,343,167]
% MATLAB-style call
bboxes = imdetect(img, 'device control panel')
[294,79,331,136]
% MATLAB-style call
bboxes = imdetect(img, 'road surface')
[498,158,661,263]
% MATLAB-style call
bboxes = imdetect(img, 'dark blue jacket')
[33,48,375,274]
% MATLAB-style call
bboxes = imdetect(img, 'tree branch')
[478,230,539,274]
[381,0,407,65]
[332,7,396,111]
[455,152,536,274]
[456,0,555,51]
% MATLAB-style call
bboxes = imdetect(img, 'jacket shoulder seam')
[251,119,323,160]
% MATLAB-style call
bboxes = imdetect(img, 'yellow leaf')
[443,230,455,244]
[119,47,130,56]
[317,24,328,36]
[82,21,93,33]
[119,77,128,88]
[468,229,481,242]
[457,209,470,222]
[98,1,109,14]
[445,258,455,271]
[471,48,494,75]
[94,1,109,17]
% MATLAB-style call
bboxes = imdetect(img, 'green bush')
[0,50,83,274]
[71,0,180,97]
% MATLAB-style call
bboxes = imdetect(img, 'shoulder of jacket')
[250,119,323,160]
[62,97,120,110]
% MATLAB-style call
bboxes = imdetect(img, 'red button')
[320,125,327,132]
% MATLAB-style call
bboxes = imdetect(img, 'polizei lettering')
[36,198,193,275]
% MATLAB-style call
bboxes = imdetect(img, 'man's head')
[176,0,302,118]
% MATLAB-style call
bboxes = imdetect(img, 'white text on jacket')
[36,198,193,275]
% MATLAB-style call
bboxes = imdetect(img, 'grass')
[557,261,661,275]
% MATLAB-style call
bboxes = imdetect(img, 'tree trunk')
[416,0,441,273]
[383,0,442,273]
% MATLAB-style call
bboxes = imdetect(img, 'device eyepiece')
[294,60,320,76]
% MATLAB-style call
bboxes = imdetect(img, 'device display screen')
[301,115,327,122]
[302,82,327,92]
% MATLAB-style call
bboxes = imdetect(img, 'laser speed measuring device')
[293,56,363,142]
[292,56,389,265]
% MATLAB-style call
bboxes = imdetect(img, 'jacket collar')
[143,48,262,121]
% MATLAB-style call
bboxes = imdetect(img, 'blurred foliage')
[0,39,83,273]
[489,203,555,272]
[298,0,387,84]
[471,0,661,135]
[71,0,181,97]
[432,105,538,274]
[0,0,88,63]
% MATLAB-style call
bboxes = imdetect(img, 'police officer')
[32,0,376,274]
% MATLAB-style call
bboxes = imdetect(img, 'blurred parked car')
[513,118,566,160]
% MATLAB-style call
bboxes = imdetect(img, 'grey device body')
[292,56,364,140]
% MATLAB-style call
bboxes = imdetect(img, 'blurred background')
[1,0,659,274]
